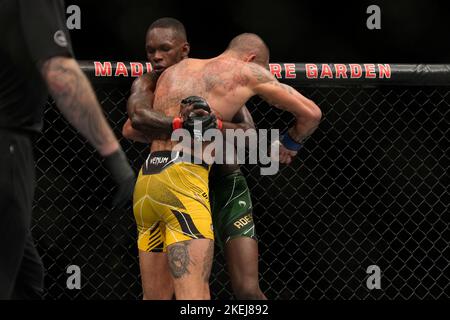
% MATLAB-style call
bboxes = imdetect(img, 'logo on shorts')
[238,200,246,208]
[149,156,169,165]
[54,30,68,47]
[234,214,252,229]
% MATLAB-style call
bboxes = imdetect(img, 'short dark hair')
[227,33,270,64]
[148,17,187,41]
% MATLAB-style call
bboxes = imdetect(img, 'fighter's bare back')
[150,57,258,152]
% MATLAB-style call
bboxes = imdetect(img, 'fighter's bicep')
[127,75,156,115]
[255,81,320,120]
[130,74,156,97]
[254,81,298,110]
[245,63,300,111]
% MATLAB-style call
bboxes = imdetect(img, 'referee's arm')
[40,57,120,157]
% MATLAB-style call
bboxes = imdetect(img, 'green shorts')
[209,171,257,249]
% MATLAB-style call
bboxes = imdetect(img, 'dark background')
[31,0,450,300]
[68,0,450,63]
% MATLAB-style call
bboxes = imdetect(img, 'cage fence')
[31,62,449,299]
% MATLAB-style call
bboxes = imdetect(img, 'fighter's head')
[225,33,270,68]
[146,17,190,75]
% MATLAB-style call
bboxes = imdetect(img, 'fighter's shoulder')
[174,58,201,69]
[183,57,202,63]
[141,71,159,84]
[131,71,158,92]
[242,62,275,84]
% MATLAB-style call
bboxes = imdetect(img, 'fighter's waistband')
[142,150,209,175]
[209,169,245,185]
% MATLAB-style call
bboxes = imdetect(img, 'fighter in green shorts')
[210,170,256,247]
[208,106,266,300]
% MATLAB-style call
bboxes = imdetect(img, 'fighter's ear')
[246,53,257,62]
[181,42,190,58]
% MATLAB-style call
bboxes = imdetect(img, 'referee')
[0,0,135,299]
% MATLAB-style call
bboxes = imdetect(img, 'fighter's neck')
[218,51,240,59]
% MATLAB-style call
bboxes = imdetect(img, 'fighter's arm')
[245,63,321,164]
[122,119,148,143]
[123,73,157,143]
[126,72,173,140]
[247,63,322,142]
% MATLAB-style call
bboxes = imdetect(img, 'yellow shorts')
[133,151,213,252]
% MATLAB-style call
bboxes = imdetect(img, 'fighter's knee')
[233,283,266,300]
[143,292,174,300]
[175,284,210,300]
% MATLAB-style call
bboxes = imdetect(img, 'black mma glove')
[172,96,222,141]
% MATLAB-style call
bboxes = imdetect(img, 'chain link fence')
[31,63,449,299]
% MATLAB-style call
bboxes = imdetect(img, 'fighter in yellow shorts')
[133,150,212,252]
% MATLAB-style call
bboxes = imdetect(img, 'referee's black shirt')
[0,0,73,133]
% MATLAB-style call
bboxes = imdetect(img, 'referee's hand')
[103,149,136,208]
